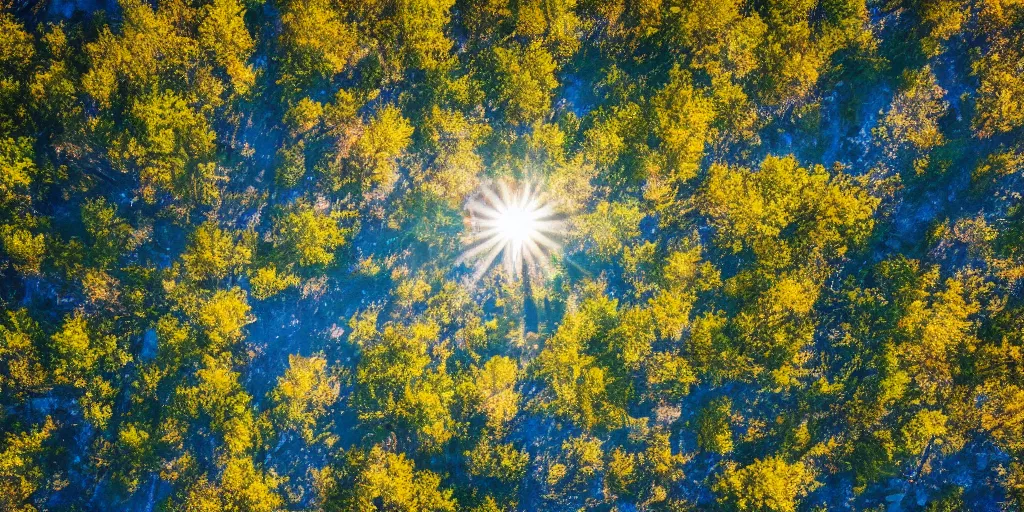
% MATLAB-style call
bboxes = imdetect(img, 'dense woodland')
[1,0,1024,510]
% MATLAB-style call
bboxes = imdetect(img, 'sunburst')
[460,180,564,281]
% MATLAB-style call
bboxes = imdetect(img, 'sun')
[461,181,563,280]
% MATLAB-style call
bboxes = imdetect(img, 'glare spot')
[461,181,564,281]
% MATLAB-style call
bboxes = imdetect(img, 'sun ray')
[461,180,564,281]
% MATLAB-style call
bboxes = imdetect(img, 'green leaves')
[714,456,818,512]
[490,42,558,125]
[182,222,253,282]
[271,203,358,268]
[270,354,339,442]
[321,446,456,512]
[1,0,1023,510]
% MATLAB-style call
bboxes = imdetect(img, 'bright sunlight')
[461,181,564,281]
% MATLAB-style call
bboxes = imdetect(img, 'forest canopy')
[1,0,1024,510]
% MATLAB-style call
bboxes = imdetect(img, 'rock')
[886,493,905,512]
[140,328,158,361]
[30,397,57,414]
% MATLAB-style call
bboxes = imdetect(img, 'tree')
[50,313,125,388]
[653,67,715,183]
[701,155,878,265]
[82,0,253,106]
[696,397,734,454]
[490,42,558,124]
[547,434,604,493]
[0,418,54,512]
[462,356,521,431]
[249,265,300,300]
[123,90,219,205]
[174,355,259,456]
[81,268,121,307]
[320,446,456,512]
[604,430,685,505]
[417,107,490,205]
[751,2,827,108]
[980,382,1024,454]
[82,0,193,108]
[195,287,252,350]
[0,309,48,401]
[512,0,581,58]
[109,421,158,493]
[466,438,529,483]
[972,41,1024,138]
[272,204,356,267]
[571,200,643,262]
[608,306,655,370]
[81,197,139,269]
[353,322,455,451]
[181,222,252,282]
[0,137,34,210]
[0,225,45,275]
[0,12,34,133]
[534,291,624,431]
[276,0,358,91]
[274,141,306,189]
[714,456,818,512]
[198,0,257,95]
[181,456,283,512]
[351,105,414,193]
[390,0,456,71]
[645,352,697,402]
[270,354,339,442]
[873,66,948,174]
[896,276,979,403]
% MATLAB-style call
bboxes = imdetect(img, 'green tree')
[696,397,734,454]
[274,141,306,189]
[0,137,34,209]
[321,446,456,511]
[653,67,715,183]
[490,42,558,124]
[466,438,530,483]
[277,0,358,92]
[249,265,300,300]
[181,222,253,282]
[714,456,818,512]
[461,356,521,431]
[535,291,624,431]
[50,313,126,388]
[874,66,948,174]
[0,12,34,133]
[195,287,251,350]
[0,419,54,512]
[198,0,257,95]
[272,204,357,267]
[174,355,259,455]
[122,90,219,205]
[353,322,455,451]
[81,197,139,269]
[571,200,643,262]
[351,105,414,193]
[0,225,45,275]
[701,155,878,265]
[181,456,283,512]
[972,40,1024,138]
[269,354,339,442]
[0,309,48,402]
[417,107,490,205]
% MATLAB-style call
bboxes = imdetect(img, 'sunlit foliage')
[0,0,1022,509]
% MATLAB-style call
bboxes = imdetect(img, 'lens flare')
[461,181,564,281]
